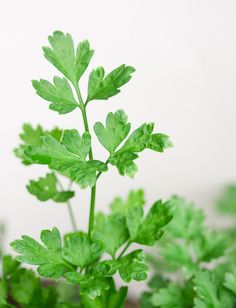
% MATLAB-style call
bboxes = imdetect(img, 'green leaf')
[147,133,173,152]
[86,65,135,102]
[32,77,78,114]
[25,133,107,188]
[117,250,148,283]
[81,278,127,308]
[194,271,224,308]
[126,206,144,240]
[117,123,154,153]
[9,267,58,307]
[65,272,110,299]
[93,213,129,258]
[110,189,145,214]
[51,159,107,189]
[193,231,228,263]
[75,39,94,81]
[0,280,7,306]
[27,173,74,202]
[224,268,236,295]
[216,185,236,215]
[14,124,62,165]
[10,227,71,279]
[62,130,91,160]
[63,232,103,269]
[151,283,192,308]
[94,110,131,154]
[43,31,94,83]
[133,200,172,246]
[109,123,172,178]
[2,255,20,279]
[140,292,155,308]
[109,151,138,178]
[159,241,196,277]
[166,196,205,240]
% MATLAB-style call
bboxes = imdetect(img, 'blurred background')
[1,0,236,299]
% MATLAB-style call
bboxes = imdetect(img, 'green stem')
[66,200,77,232]
[96,158,110,180]
[117,241,131,260]
[57,176,77,231]
[73,83,96,238]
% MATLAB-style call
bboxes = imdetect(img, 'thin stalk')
[73,83,96,238]
[96,158,110,180]
[66,200,78,232]
[57,176,77,231]
[117,241,131,260]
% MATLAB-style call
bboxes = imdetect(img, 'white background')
[1,0,236,298]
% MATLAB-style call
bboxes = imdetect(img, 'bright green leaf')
[147,133,173,152]
[93,213,129,258]
[62,130,91,160]
[86,65,135,103]
[166,196,205,240]
[94,110,131,154]
[27,173,74,202]
[14,124,62,165]
[43,31,93,83]
[65,272,110,299]
[224,268,236,295]
[117,250,148,283]
[10,228,71,279]
[151,283,191,308]
[134,200,172,246]
[110,189,145,214]
[32,77,78,114]
[63,232,103,269]
[25,133,107,188]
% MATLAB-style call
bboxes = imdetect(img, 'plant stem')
[57,176,77,231]
[96,158,110,180]
[117,241,131,260]
[73,83,96,238]
[66,200,77,232]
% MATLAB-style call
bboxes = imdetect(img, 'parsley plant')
[5,31,173,306]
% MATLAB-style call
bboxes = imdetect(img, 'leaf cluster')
[141,196,236,307]
[10,190,172,302]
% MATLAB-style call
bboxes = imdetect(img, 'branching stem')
[73,82,96,238]
[117,241,131,260]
